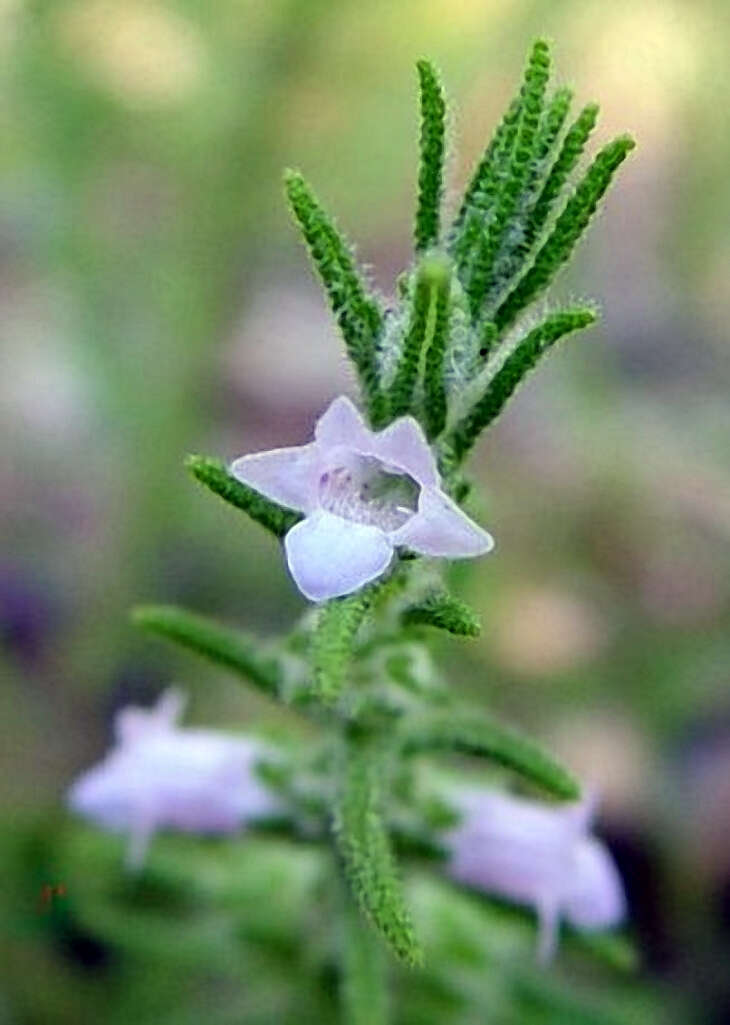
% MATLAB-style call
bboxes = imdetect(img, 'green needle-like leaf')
[533,86,574,167]
[389,253,450,423]
[131,605,281,699]
[421,257,452,438]
[312,588,377,705]
[494,134,635,332]
[450,307,597,461]
[450,85,523,243]
[414,60,447,253]
[334,743,423,966]
[285,170,387,425]
[523,101,600,253]
[402,591,481,637]
[400,711,580,799]
[186,455,301,538]
[466,39,551,317]
[340,887,389,1025]
[481,87,573,306]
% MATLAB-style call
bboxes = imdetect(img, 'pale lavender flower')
[67,689,280,868]
[231,395,494,601]
[444,787,626,962]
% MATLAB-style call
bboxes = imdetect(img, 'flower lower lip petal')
[284,510,394,602]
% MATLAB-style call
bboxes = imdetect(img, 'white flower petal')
[284,510,393,601]
[390,487,494,557]
[230,442,320,513]
[372,415,439,486]
[443,786,626,961]
[114,687,185,744]
[314,395,370,452]
[68,698,281,868]
[563,838,626,929]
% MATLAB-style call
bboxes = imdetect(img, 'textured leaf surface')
[450,307,597,460]
[466,39,551,317]
[402,591,481,637]
[334,744,423,966]
[400,711,580,799]
[131,605,281,698]
[312,588,377,704]
[285,171,386,424]
[414,60,447,253]
[495,135,635,331]
[340,887,389,1025]
[186,455,300,539]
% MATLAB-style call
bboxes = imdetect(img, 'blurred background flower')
[1,0,729,1021]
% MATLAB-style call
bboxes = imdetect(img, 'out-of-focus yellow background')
[1,1,729,1022]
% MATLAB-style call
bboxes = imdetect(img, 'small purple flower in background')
[444,787,626,962]
[67,689,280,868]
[231,395,494,602]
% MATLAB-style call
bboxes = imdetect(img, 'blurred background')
[1,0,729,1022]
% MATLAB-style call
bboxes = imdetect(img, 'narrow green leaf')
[422,256,452,439]
[402,591,481,637]
[284,170,387,425]
[523,101,600,252]
[312,588,377,705]
[479,87,573,307]
[414,60,447,253]
[450,88,523,244]
[495,134,635,332]
[340,887,389,1025]
[131,605,281,698]
[533,86,574,166]
[186,455,300,539]
[334,743,423,966]
[388,253,450,422]
[450,307,596,461]
[388,270,430,420]
[466,39,552,318]
[399,711,580,799]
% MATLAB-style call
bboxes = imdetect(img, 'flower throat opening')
[318,455,420,532]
